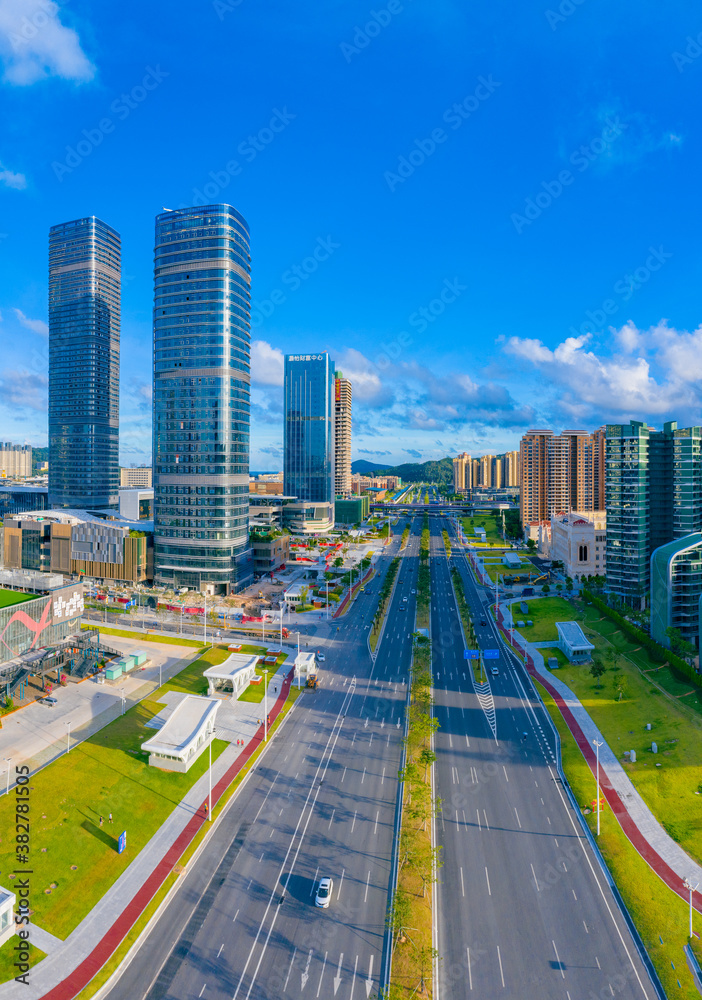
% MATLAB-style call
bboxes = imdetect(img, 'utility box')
[651,742,658,754]
[105,665,122,680]
[630,749,636,763]
[645,723,651,731]
[520,601,529,615]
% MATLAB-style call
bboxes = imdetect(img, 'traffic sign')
[484,650,500,659]
[463,649,479,660]
[117,831,127,854]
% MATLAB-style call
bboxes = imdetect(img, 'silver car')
[315,877,333,908]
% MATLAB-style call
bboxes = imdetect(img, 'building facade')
[152,204,252,595]
[334,371,352,497]
[335,494,370,524]
[550,511,606,581]
[502,450,520,488]
[650,533,702,650]
[452,452,471,493]
[120,467,152,487]
[49,217,120,509]
[283,352,335,532]
[0,444,31,480]
[520,426,606,528]
[0,579,84,666]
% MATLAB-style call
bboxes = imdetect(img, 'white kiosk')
[0,887,16,946]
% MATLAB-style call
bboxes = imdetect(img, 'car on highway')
[315,877,333,908]
[480,619,487,626]
[317,652,325,661]
[490,666,499,676]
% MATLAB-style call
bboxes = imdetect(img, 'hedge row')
[581,588,702,688]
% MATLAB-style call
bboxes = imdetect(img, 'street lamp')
[204,594,208,645]
[65,721,71,755]
[120,688,126,716]
[593,739,603,836]
[683,877,699,939]
[208,736,212,822]
[264,669,269,742]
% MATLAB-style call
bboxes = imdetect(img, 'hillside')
[351,456,453,485]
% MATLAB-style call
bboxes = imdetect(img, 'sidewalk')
[494,607,702,915]
[0,666,297,1000]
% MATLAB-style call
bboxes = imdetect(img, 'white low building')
[550,511,606,581]
[0,887,15,947]
[294,651,316,684]
[556,621,595,663]
[142,695,220,772]
[203,653,259,700]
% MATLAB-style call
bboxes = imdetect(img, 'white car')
[315,877,333,908]
[491,666,499,676]
[317,653,325,662]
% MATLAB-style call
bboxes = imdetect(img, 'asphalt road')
[431,518,658,999]
[104,519,421,1000]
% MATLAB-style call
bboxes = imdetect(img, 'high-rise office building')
[334,371,352,498]
[120,467,152,488]
[284,352,335,533]
[452,452,471,493]
[48,217,120,508]
[152,204,252,594]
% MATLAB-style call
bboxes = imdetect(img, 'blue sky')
[1,0,701,469]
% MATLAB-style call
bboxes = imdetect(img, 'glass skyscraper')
[284,352,335,532]
[48,216,120,509]
[152,204,252,594]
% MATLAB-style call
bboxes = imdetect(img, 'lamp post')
[593,739,603,836]
[280,604,284,646]
[204,594,207,645]
[121,688,126,716]
[65,722,71,755]
[208,737,212,822]
[683,877,699,939]
[264,669,269,742]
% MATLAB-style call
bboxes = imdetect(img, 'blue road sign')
[117,831,127,854]
[484,649,500,659]
[463,649,479,659]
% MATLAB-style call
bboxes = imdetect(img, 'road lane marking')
[552,940,565,979]
[467,947,473,989]
[583,920,589,933]
[496,944,505,987]
[381,767,385,785]
[449,734,453,747]
[310,866,319,894]
[217,943,224,957]
[259,853,264,862]
[483,809,489,830]
[369,733,373,747]
[351,811,357,833]
[342,767,347,782]
[595,956,601,969]
[364,870,371,902]
[572,889,577,900]
[531,863,540,891]
[476,810,481,830]
[361,767,366,784]
[485,866,491,896]
[283,947,296,992]
[460,867,465,897]
[338,868,345,899]
[199,985,206,998]
[328,808,335,830]
[269,828,274,838]
[466,735,470,747]
[554,838,559,847]
[514,807,522,829]
[503,765,508,782]
[316,951,328,997]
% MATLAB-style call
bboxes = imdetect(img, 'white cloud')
[251,339,284,386]
[335,348,388,403]
[0,368,47,410]
[504,320,702,424]
[0,160,26,188]
[13,307,48,335]
[0,0,95,86]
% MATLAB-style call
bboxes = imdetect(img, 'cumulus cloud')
[504,320,702,424]
[404,449,422,459]
[0,0,95,85]
[251,339,284,386]
[0,368,47,410]
[13,307,48,335]
[0,161,26,189]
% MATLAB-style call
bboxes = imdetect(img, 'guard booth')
[294,652,316,687]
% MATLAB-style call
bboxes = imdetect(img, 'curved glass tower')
[48,216,120,509]
[152,205,252,594]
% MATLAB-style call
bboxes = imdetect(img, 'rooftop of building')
[0,569,65,594]
[556,621,595,651]
[141,695,220,758]
[0,588,36,610]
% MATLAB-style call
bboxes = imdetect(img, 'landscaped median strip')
[9,670,299,1000]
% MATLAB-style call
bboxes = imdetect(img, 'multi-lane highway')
[431,517,659,999]
[105,519,421,1000]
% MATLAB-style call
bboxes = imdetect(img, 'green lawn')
[0,589,34,609]
[516,596,578,641]
[0,939,45,984]
[482,560,537,582]
[0,647,232,942]
[462,513,503,543]
[82,625,207,648]
[535,680,701,999]
[237,660,288,704]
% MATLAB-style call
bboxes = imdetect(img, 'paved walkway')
[494,605,702,915]
[0,666,297,1000]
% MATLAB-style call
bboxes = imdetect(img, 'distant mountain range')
[351,457,453,485]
